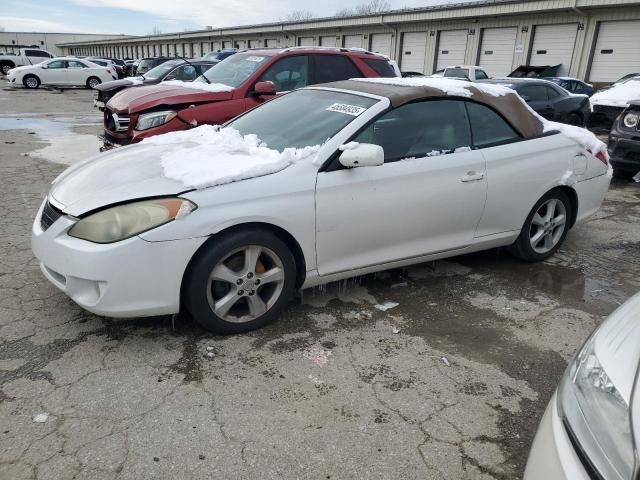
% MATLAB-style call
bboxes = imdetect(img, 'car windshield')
[144,59,183,79]
[137,59,155,72]
[195,52,270,88]
[228,89,378,151]
[445,68,470,79]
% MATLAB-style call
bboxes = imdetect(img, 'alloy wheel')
[1,65,11,75]
[206,245,285,323]
[529,198,567,254]
[25,77,38,88]
[88,78,100,88]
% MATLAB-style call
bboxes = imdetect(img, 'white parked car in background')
[525,290,640,480]
[7,57,116,89]
[32,78,611,333]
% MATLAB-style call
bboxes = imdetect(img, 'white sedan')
[7,57,116,89]
[524,290,640,480]
[32,78,611,333]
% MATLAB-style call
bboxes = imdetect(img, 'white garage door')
[436,30,468,71]
[320,36,337,47]
[265,39,278,48]
[590,20,640,82]
[235,40,247,50]
[529,24,578,77]
[401,32,428,73]
[370,33,393,57]
[478,27,517,77]
[343,35,362,49]
[298,36,314,46]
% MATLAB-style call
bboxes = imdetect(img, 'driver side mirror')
[338,143,384,168]
[254,81,276,96]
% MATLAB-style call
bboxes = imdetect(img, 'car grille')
[593,104,624,119]
[106,111,130,132]
[40,200,62,231]
[101,131,132,146]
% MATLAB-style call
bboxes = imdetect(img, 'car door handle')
[460,171,485,182]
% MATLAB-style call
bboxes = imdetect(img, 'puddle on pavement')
[0,114,102,165]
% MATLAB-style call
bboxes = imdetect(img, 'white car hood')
[50,144,187,217]
[594,291,640,404]
[590,79,640,108]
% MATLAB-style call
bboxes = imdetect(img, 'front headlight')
[68,197,196,243]
[559,335,636,479]
[135,110,177,131]
[623,112,639,129]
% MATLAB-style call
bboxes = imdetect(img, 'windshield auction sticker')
[246,56,266,63]
[326,103,367,116]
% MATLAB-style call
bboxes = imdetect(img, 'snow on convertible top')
[351,76,512,98]
[160,80,235,93]
[142,125,319,189]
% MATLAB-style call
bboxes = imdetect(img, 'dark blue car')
[545,77,594,96]
[202,49,237,62]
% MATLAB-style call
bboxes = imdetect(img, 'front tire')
[23,74,40,89]
[508,190,572,262]
[565,113,583,127]
[184,228,297,334]
[87,76,101,89]
[1,62,15,75]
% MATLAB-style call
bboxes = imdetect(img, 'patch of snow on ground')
[160,80,235,92]
[351,77,512,98]
[590,79,640,108]
[144,125,319,189]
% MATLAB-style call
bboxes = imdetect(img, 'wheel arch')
[540,185,578,228]
[179,222,307,312]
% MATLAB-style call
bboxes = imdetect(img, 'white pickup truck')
[0,48,54,75]
[443,65,490,81]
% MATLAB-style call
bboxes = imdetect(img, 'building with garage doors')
[57,0,640,84]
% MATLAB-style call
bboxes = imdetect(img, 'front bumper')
[524,393,590,480]
[31,198,207,317]
[609,136,640,173]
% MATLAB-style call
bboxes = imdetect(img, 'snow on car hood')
[49,144,187,217]
[143,125,319,189]
[591,79,640,108]
[50,125,319,215]
[160,80,235,92]
[107,83,234,113]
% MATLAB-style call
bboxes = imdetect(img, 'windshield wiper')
[177,56,210,84]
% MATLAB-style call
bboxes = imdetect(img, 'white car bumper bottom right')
[524,392,590,480]
[32,200,208,318]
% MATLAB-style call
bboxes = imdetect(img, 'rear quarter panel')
[475,133,580,237]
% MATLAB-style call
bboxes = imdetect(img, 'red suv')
[101,47,399,148]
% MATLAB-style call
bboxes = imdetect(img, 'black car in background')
[608,100,640,177]
[134,57,177,75]
[480,78,590,126]
[93,59,217,109]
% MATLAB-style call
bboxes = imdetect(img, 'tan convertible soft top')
[319,78,544,138]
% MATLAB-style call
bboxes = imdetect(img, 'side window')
[353,100,472,162]
[312,55,362,84]
[363,58,397,78]
[67,60,87,69]
[257,55,309,92]
[25,50,37,56]
[173,65,197,81]
[466,102,520,148]
[546,86,561,99]
[46,60,66,69]
[519,85,547,102]
[475,69,489,80]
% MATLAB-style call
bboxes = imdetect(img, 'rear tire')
[87,76,101,89]
[1,62,14,75]
[507,190,572,262]
[23,74,40,89]
[184,228,297,334]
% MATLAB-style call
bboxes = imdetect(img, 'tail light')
[588,149,609,166]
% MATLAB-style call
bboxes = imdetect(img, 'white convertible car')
[7,57,116,89]
[32,78,611,333]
